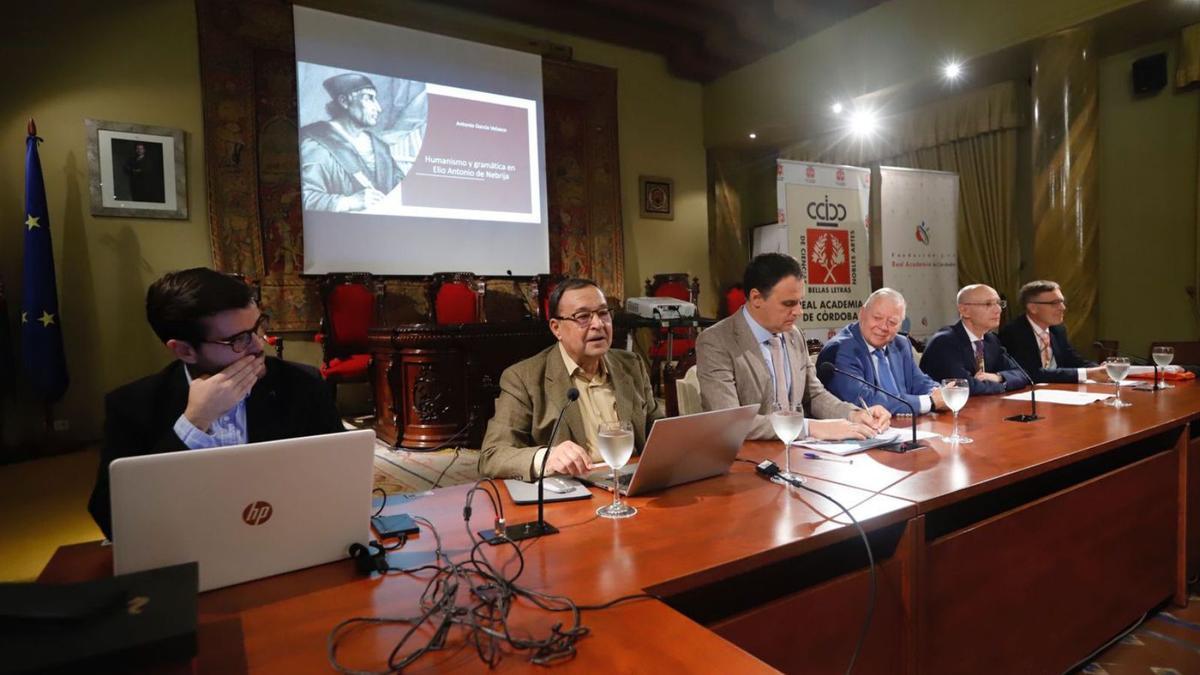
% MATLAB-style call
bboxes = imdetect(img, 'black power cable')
[328,479,655,673]
[751,458,876,675]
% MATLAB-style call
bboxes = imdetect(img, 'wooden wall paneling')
[921,450,1178,674]
[1186,427,1200,590]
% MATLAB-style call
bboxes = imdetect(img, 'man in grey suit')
[479,278,661,480]
[697,253,890,440]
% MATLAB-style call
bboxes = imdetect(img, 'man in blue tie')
[817,288,947,415]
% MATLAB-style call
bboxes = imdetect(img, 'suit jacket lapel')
[953,321,976,372]
[545,347,586,447]
[733,313,773,400]
[245,360,284,443]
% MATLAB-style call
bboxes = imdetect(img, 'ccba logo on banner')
[806,195,847,226]
[777,159,871,336]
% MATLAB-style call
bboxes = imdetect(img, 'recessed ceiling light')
[748,132,757,140]
[943,60,963,81]
[831,101,844,115]
[849,109,878,137]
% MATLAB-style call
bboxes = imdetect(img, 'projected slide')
[298,62,538,222]
[293,5,548,276]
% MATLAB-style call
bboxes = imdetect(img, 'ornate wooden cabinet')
[368,323,556,449]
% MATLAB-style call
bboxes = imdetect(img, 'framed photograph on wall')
[639,175,673,220]
[85,118,187,219]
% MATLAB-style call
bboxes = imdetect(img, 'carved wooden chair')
[531,273,566,321]
[428,272,485,324]
[719,283,746,318]
[644,273,701,390]
[315,273,383,401]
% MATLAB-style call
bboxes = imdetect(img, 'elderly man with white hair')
[919,284,1025,395]
[817,288,947,415]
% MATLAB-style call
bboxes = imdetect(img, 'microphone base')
[479,520,559,544]
[1005,413,1043,423]
[884,440,930,453]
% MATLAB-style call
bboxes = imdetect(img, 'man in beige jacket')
[697,253,890,440]
[479,278,661,480]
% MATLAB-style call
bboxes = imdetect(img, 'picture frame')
[638,175,673,220]
[85,118,187,219]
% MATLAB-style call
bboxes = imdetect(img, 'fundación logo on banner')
[916,221,931,245]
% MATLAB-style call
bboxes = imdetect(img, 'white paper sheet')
[1003,390,1113,405]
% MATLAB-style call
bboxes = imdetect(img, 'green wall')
[0,0,210,447]
[1097,39,1199,356]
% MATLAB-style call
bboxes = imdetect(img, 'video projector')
[625,297,696,320]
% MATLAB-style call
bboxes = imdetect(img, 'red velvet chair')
[428,272,485,324]
[315,274,382,400]
[645,273,700,390]
[531,273,566,320]
[720,284,746,318]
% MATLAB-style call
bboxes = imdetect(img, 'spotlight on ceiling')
[748,132,757,140]
[849,109,878,138]
[942,60,963,81]
[830,101,844,115]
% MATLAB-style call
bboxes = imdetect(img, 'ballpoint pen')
[803,451,852,463]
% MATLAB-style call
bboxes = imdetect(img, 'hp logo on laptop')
[242,501,273,526]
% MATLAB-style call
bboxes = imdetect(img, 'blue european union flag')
[21,120,68,403]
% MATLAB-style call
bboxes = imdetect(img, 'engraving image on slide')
[297,62,428,214]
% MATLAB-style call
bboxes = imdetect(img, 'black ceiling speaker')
[1132,52,1167,95]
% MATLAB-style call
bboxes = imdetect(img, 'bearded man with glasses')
[919,283,1027,395]
[87,268,342,539]
[478,278,661,480]
[998,280,1107,384]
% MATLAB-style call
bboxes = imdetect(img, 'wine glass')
[596,420,636,519]
[1104,357,1132,408]
[1152,346,1174,389]
[940,378,972,444]
[769,401,806,480]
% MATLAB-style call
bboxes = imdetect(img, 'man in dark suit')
[998,280,1107,384]
[818,288,947,415]
[920,284,1026,395]
[87,268,343,539]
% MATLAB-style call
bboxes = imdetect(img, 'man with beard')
[300,72,403,212]
[87,268,342,539]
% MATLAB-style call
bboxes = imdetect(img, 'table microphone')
[816,361,928,452]
[1092,341,1161,390]
[996,346,1042,422]
[481,387,580,543]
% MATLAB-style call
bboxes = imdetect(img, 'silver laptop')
[583,404,757,496]
[110,429,375,592]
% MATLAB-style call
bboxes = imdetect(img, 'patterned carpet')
[1079,587,1200,674]
[372,442,481,494]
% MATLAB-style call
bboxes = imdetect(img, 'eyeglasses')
[554,306,613,327]
[202,314,270,353]
[962,300,1007,309]
[1029,299,1067,307]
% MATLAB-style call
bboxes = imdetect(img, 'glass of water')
[940,379,972,444]
[596,420,636,519]
[770,401,806,480]
[1104,357,1132,408]
[1152,346,1174,389]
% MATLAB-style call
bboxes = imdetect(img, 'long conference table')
[40,380,1200,673]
